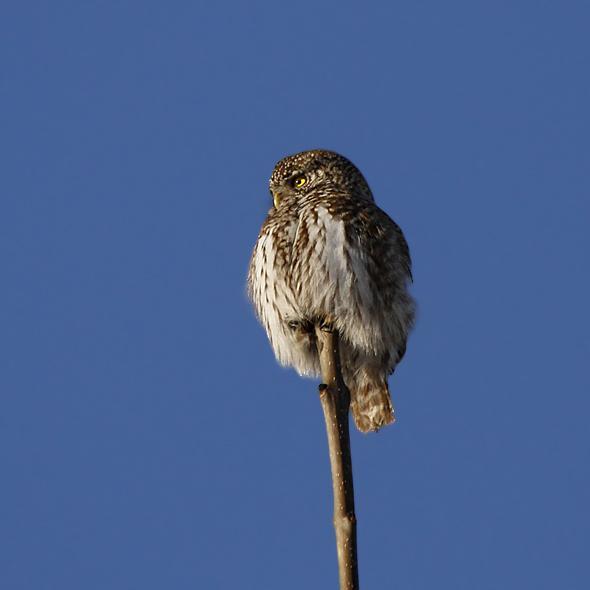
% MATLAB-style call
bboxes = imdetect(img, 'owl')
[248,150,415,432]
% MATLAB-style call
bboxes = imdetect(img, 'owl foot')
[319,320,334,333]
[287,319,313,333]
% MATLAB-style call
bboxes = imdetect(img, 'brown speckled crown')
[270,149,374,202]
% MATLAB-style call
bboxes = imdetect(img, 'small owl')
[248,150,415,432]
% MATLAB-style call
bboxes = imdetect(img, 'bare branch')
[315,326,359,590]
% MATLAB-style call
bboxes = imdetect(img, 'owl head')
[269,149,374,209]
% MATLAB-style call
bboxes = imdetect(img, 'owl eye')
[292,175,307,188]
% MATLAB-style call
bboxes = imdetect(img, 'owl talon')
[320,321,334,333]
[288,320,313,333]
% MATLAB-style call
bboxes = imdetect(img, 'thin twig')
[315,326,359,590]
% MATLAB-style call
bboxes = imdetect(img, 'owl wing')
[291,200,413,356]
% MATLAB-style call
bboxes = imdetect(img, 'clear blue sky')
[1,2,589,589]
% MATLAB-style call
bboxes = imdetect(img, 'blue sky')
[1,2,589,588]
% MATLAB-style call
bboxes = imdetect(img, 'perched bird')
[248,150,415,432]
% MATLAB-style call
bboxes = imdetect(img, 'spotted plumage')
[248,150,415,432]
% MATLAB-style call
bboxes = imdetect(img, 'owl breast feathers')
[248,150,415,432]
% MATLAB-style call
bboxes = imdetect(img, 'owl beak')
[271,189,282,208]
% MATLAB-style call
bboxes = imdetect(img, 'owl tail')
[349,373,395,433]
